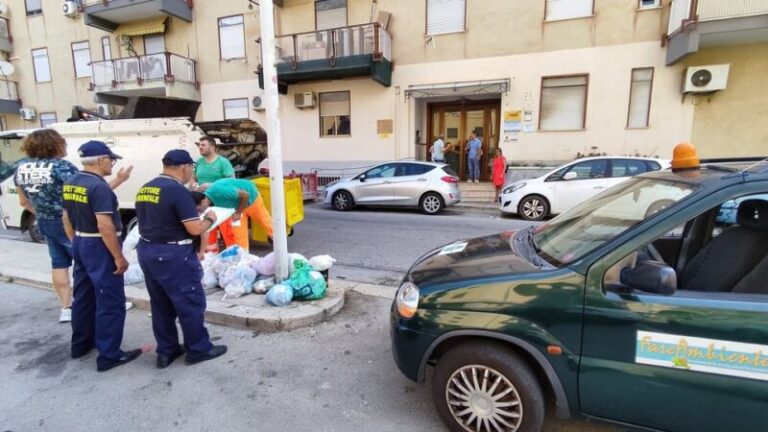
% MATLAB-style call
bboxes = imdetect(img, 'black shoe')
[97,349,142,372]
[157,348,186,369]
[71,346,95,359]
[185,345,227,365]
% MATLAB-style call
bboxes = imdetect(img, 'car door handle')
[417,178,427,182]
[593,186,605,189]
[382,181,392,184]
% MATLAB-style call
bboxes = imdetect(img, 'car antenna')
[739,156,768,174]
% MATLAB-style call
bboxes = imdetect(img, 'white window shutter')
[427,0,466,36]
[540,76,588,131]
[317,7,347,31]
[628,69,653,128]
[546,0,593,21]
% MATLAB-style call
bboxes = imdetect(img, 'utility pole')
[258,0,289,282]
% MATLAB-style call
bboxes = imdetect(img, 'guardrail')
[83,0,192,6]
[90,52,197,87]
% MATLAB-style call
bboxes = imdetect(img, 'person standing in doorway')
[62,141,142,372]
[491,148,507,203]
[466,131,483,183]
[192,136,235,253]
[429,134,445,163]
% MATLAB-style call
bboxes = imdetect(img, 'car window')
[365,164,397,179]
[442,166,459,178]
[716,193,768,227]
[646,161,662,171]
[403,164,434,176]
[565,160,608,180]
[611,159,648,178]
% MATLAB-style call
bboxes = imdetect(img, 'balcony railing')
[274,22,391,69]
[90,52,197,88]
[669,0,768,34]
[82,0,192,5]
[0,81,18,100]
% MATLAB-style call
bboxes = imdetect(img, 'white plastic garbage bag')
[202,267,219,290]
[124,264,144,285]
[122,226,141,254]
[309,255,336,271]
[252,276,275,294]
[266,283,293,306]
[220,263,257,298]
[257,252,275,276]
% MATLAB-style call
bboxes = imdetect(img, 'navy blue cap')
[162,149,195,166]
[78,140,122,159]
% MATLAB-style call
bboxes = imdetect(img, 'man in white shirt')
[429,134,445,163]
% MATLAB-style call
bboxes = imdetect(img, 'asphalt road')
[0,282,621,432]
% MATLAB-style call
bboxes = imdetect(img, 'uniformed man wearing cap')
[61,141,142,372]
[135,149,227,368]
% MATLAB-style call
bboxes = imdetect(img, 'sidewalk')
[0,238,397,331]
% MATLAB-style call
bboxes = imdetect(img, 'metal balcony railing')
[82,0,192,6]
[273,22,391,69]
[90,52,197,88]
[668,0,768,34]
[0,80,18,100]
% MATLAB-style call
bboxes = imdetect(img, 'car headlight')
[502,182,526,194]
[396,281,420,319]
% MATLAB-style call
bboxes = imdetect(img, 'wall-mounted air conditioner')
[252,96,265,111]
[19,107,36,120]
[683,64,730,93]
[294,92,316,109]
[63,1,79,18]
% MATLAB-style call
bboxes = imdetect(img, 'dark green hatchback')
[391,159,768,432]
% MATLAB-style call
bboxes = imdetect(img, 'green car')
[391,159,768,432]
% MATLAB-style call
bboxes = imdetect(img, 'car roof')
[638,160,768,188]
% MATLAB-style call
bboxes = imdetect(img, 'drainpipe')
[259,0,289,283]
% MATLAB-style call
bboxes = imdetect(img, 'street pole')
[259,0,289,283]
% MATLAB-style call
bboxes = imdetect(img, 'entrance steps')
[455,182,500,213]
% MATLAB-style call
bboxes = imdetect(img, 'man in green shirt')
[192,136,235,252]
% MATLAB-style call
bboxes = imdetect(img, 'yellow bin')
[250,177,304,242]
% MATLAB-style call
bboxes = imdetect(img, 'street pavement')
[0,281,620,432]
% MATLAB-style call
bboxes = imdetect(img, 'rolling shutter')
[427,0,466,36]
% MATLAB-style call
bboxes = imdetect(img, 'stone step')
[454,201,500,213]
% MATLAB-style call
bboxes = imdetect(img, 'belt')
[140,237,194,246]
[75,231,122,237]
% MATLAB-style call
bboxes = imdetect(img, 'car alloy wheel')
[332,191,353,211]
[446,365,523,432]
[518,196,548,221]
[421,192,444,215]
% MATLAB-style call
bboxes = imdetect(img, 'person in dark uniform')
[135,150,227,368]
[61,141,142,372]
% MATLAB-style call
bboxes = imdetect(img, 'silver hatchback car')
[322,161,461,215]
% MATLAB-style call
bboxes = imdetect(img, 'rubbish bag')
[202,267,219,289]
[309,255,336,271]
[122,225,140,255]
[252,276,275,294]
[220,245,244,263]
[287,262,327,301]
[220,262,257,296]
[288,253,310,273]
[266,283,293,306]
[257,252,275,276]
[242,254,261,273]
[124,264,144,285]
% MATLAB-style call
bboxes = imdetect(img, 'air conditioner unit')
[683,64,730,93]
[0,3,9,16]
[62,1,79,18]
[19,107,36,120]
[96,103,115,118]
[252,96,265,111]
[294,91,316,109]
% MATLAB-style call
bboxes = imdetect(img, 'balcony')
[83,0,193,32]
[666,0,768,64]
[0,17,12,52]
[0,81,21,114]
[257,23,392,94]
[90,52,200,105]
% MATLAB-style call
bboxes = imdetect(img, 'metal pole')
[259,0,289,283]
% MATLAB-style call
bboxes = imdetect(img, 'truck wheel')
[518,195,548,221]
[121,216,138,241]
[27,215,45,244]
[432,342,545,432]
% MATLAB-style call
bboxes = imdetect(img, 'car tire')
[421,192,444,215]
[122,216,138,241]
[432,342,545,432]
[518,195,549,221]
[27,214,46,244]
[332,190,354,211]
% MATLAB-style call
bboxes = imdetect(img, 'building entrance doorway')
[427,100,500,181]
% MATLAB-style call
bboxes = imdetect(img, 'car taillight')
[441,176,458,184]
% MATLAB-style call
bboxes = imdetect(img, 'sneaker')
[474,180,479,183]
[125,302,134,311]
[466,180,472,183]
[59,308,72,323]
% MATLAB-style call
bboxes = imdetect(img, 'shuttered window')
[223,98,249,120]
[71,41,92,78]
[32,48,51,83]
[545,0,593,21]
[627,68,654,129]
[539,75,588,131]
[320,91,351,137]
[426,0,466,36]
[218,15,246,60]
[316,0,347,31]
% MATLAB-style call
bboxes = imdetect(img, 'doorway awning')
[116,17,167,38]
[404,79,509,99]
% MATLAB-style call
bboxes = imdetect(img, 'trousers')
[222,195,274,250]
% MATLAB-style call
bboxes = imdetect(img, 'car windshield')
[532,177,699,266]
[0,136,26,183]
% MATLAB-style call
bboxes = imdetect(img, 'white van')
[0,118,204,241]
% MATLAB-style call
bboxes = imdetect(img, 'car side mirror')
[563,171,578,181]
[359,174,366,182]
[619,261,677,295]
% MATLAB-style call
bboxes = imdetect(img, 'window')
[403,164,435,176]
[25,0,42,16]
[639,0,660,9]
[539,75,588,131]
[71,41,92,78]
[102,37,112,60]
[627,68,653,129]
[223,98,249,120]
[218,15,245,60]
[426,0,466,35]
[364,164,397,179]
[315,0,347,30]
[545,0,593,21]
[566,159,608,180]
[611,159,648,178]
[143,34,165,55]
[319,91,351,137]
[32,48,51,83]
[0,116,6,131]
[40,113,57,128]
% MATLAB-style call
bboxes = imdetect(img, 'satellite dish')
[0,61,14,76]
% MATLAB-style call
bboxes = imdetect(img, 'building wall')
[684,43,768,158]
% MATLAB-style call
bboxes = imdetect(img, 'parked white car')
[499,156,670,220]
[322,161,461,215]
